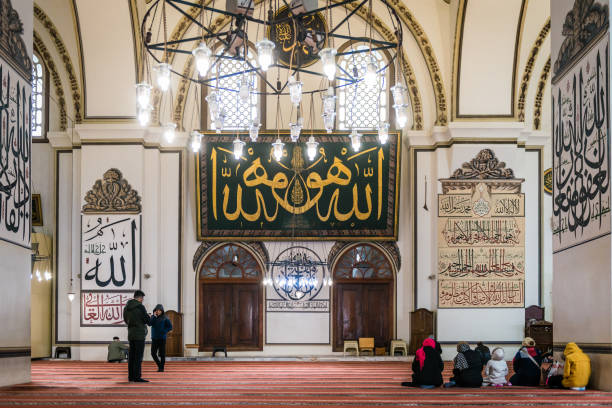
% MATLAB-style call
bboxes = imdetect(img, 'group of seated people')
[402,337,591,390]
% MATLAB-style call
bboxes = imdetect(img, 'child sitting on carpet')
[509,337,543,386]
[482,347,510,386]
[445,342,483,388]
[547,342,590,390]
[401,338,444,388]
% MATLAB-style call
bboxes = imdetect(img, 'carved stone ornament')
[82,169,142,213]
[192,242,269,271]
[450,149,515,180]
[553,0,609,77]
[0,0,32,79]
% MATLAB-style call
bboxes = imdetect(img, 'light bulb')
[390,83,409,106]
[154,62,171,92]
[206,91,220,121]
[36,270,41,282]
[163,122,177,143]
[306,136,318,161]
[322,112,335,133]
[67,292,75,302]
[137,105,152,127]
[378,122,389,144]
[272,138,284,161]
[350,129,362,152]
[364,59,378,87]
[214,109,226,133]
[45,271,52,281]
[239,75,251,102]
[288,75,303,107]
[319,47,337,81]
[394,104,409,128]
[135,82,152,109]
[322,88,336,115]
[190,131,202,152]
[192,42,212,77]
[249,122,261,142]
[289,119,303,142]
[233,137,245,160]
[256,39,275,71]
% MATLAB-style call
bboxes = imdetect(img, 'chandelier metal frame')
[141,0,404,97]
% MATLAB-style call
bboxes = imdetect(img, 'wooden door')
[200,284,232,348]
[409,308,434,354]
[199,283,262,351]
[165,310,183,357]
[333,283,392,351]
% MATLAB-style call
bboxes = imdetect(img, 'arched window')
[333,244,393,280]
[208,49,259,130]
[337,45,388,130]
[199,244,261,280]
[31,53,46,139]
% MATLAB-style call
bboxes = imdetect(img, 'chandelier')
[138,0,410,160]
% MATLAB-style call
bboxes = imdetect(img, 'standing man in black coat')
[123,290,150,382]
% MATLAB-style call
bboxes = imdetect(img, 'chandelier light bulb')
[319,47,337,81]
[289,117,303,142]
[256,39,275,71]
[214,109,226,133]
[390,83,409,106]
[154,62,172,92]
[306,136,318,161]
[272,138,284,161]
[350,129,362,152]
[378,122,390,144]
[322,112,335,133]
[135,82,152,109]
[249,122,261,142]
[163,122,177,143]
[364,59,378,87]
[192,42,212,77]
[67,291,75,302]
[394,104,409,128]
[137,105,152,127]
[239,75,251,102]
[288,75,303,107]
[190,130,203,152]
[322,87,336,115]
[233,137,245,160]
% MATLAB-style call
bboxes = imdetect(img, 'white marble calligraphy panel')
[0,61,31,248]
[552,34,611,253]
[80,291,130,326]
[81,214,141,290]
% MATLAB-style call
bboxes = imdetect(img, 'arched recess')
[34,3,83,123]
[193,242,267,351]
[328,242,400,352]
[167,0,425,130]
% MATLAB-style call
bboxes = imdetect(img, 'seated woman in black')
[509,337,543,386]
[401,338,443,388]
[448,342,483,387]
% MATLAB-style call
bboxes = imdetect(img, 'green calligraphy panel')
[196,132,401,240]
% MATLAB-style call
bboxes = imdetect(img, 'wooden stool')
[343,340,358,356]
[212,346,227,357]
[375,347,387,356]
[358,337,375,356]
[390,340,408,356]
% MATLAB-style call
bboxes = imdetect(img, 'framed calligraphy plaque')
[81,214,141,291]
[80,291,131,326]
[196,131,401,240]
[552,33,610,253]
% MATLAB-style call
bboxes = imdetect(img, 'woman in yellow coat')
[549,342,591,390]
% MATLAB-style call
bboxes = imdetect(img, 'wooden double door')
[199,283,262,351]
[333,282,393,351]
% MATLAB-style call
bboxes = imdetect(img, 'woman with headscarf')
[509,337,543,386]
[401,338,444,388]
[446,342,483,387]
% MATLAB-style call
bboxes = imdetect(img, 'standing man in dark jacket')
[150,304,173,372]
[123,290,150,382]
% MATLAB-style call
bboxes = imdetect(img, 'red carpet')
[0,361,611,407]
